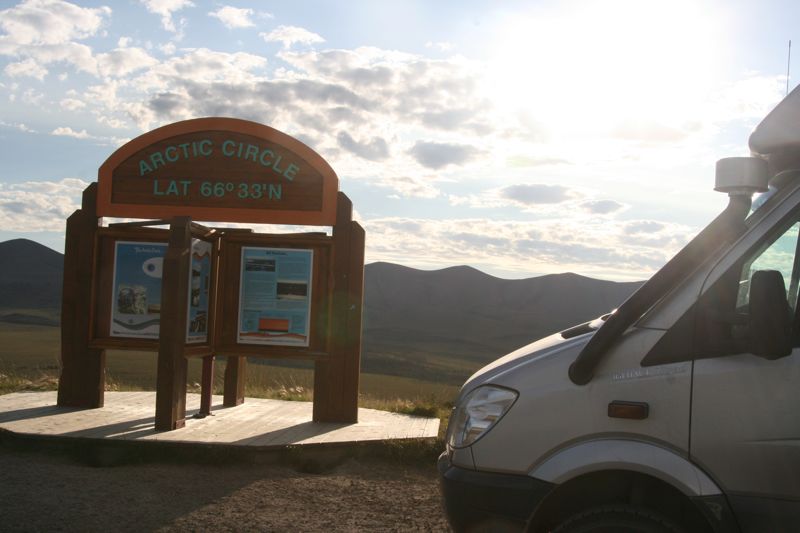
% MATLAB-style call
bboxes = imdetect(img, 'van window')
[704,214,800,357]
[736,221,800,315]
[643,212,800,366]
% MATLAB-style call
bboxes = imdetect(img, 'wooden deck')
[0,391,440,448]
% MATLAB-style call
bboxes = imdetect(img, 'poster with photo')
[110,241,167,338]
[186,239,212,343]
[238,247,313,347]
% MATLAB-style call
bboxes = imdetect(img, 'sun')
[484,0,724,141]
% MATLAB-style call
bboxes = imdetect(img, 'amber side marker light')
[608,401,650,420]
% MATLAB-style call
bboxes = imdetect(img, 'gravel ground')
[0,447,451,532]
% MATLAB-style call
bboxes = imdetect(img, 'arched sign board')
[59,118,363,431]
[97,117,339,226]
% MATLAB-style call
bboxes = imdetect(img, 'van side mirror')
[748,270,793,359]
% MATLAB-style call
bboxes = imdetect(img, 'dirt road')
[0,448,451,532]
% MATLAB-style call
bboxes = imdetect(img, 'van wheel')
[551,504,685,533]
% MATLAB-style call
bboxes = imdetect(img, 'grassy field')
[0,323,460,428]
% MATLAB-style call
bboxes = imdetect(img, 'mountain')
[362,262,640,382]
[0,239,64,311]
[0,239,642,383]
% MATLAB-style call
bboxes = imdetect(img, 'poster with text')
[186,239,212,343]
[238,247,313,347]
[111,241,167,338]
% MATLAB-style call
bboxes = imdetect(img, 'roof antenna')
[787,39,792,95]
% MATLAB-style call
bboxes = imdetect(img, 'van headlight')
[448,385,518,448]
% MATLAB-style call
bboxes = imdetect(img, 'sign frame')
[89,225,218,356]
[96,117,339,226]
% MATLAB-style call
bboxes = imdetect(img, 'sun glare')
[485,0,723,141]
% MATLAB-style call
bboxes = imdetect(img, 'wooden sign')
[97,118,339,225]
[60,118,363,430]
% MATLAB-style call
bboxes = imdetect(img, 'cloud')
[0,0,110,74]
[160,42,177,55]
[0,0,111,46]
[376,176,440,199]
[273,48,495,137]
[710,76,786,122]
[139,0,194,32]
[260,25,324,49]
[624,220,666,234]
[337,131,389,161]
[0,178,89,231]
[140,48,267,85]
[611,119,695,143]
[22,88,43,104]
[209,6,255,29]
[581,199,626,215]
[418,109,477,131]
[506,155,570,167]
[110,44,491,148]
[96,47,159,78]
[619,220,681,247]
[60,98,86,110]
[370,196,694,280]
[50,126,127,145]
[408,141,481,169]
[51,126,90,138]
[448,186,628,218]
[425,41,454,52]
[361,215,693,280]
[500,184,575,205]
[338,66,394,87]
[125,75,370,131]
[0,120,36,133]
[4,58,48,80]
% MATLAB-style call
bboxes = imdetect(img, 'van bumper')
[438,451,554,532]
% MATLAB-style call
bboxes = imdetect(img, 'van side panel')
[469,329,692,476]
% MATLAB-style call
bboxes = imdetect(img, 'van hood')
[462,325,597,392]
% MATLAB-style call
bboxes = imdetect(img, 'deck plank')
[0,392,439,448]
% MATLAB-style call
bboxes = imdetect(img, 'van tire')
[551,504,685,533]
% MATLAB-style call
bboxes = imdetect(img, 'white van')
[439,88,800,533]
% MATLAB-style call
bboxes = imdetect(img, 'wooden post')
[223,356,246,407]
[198,355,214,416]
[58,184,106,408]
[154,217,191,431]
[313,192,365,423]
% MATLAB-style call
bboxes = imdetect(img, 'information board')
[186,239,212,343]
[109,239,213,342]
[237,247,313,347]
[110,241,166,339]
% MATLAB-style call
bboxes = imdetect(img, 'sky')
[0,0,797,281]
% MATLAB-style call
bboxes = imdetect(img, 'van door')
[691,214,800,532]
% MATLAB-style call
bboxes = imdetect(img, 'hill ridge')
[0,239,642,383]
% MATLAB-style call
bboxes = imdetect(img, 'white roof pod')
[715,157,769,196]
[750,84,800,175]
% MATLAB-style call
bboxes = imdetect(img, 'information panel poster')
[238,247,313,347]
[186,239,212,343]
[111,241,167,338]
[110,239,212,341]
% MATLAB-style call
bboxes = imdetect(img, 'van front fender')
[529,439,721,497]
